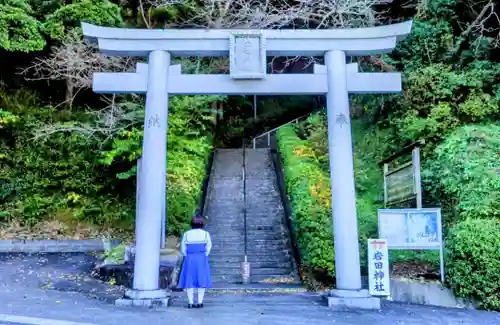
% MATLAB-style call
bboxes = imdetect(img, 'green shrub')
[424,124,500,225]
[277,125,334,276]
[277,119,393,278]
[99,95,220,235]
[0,88,218,236]
[446,218,500,310]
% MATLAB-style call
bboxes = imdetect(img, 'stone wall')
[0,240,119,253]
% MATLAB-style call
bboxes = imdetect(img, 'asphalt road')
[0,253,498,325]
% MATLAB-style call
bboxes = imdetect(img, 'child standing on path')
[178,214,213,308]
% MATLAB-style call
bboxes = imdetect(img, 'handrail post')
[241,139,251,284]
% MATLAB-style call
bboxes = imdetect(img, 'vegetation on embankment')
[0,88,220,239]
[276,118,393,285]
[277,0,500,310]
[1,0,367,239]
[0,0,228,239]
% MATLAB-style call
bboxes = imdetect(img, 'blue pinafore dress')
[178,232,213,289]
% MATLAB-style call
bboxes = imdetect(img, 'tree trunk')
[65,78,74,109]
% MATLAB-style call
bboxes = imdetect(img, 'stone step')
[207,186,244,194]
[245,175,276,181]
[205,208,244,213]
[211,234,286,242]
[246,197,283,203]
[206,282,306,293]
[209,255,292,264]
[207,228,287,236]
[210,168,242,175]
[246,201,284,206]
[210,219,283,225]
[205,200,244,205]
[209,171,242,179]
[211,240,290,248]
[206,230,245,235]
[212,237,287,244]
[211,245,290,253]
[245,179,277,184]
[211,260,293,269]
[246,192,281,197]
[214,246,291,253]
[209,247,292,255]
[245,193,281,198]
[212,267,292,276]
[247,215,285,220]
[212,274,299,284]
[208,226,285,232]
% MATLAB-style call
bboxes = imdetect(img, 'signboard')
[382,141,423,208]
[385,161,415,205]
[378,208,445,282]
[378,208,441,249]
[368,239,390,296]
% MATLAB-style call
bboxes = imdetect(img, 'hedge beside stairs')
[276,126,335,278]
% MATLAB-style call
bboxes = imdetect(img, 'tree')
[22,0,125,106]
[0,0,45,52]
[41,0,123,41]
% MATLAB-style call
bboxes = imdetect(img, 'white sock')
[198,288,205,304]
[186,288,194,304]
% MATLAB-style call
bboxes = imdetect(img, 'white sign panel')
[378,208,442,250]
[367,239,390,296]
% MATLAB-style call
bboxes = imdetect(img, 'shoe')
[188,304,194,309]
[198,303,204,308]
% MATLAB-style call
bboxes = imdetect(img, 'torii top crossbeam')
[82,21,413,57]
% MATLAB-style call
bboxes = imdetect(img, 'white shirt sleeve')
[205,231,212,256]
[180,232,187,256]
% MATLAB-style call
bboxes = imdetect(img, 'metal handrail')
[242,140,248,259]
[251,110,319,149]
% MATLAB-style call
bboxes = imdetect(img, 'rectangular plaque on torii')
[229,32,266,79]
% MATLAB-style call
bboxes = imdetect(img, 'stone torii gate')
[82,21,412,308]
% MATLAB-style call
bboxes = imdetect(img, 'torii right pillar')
[324,50,385,309]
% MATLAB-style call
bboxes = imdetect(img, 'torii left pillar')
[119,51,171,307]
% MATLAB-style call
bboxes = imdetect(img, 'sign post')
[378,208,445,283]
[367,239,390,296]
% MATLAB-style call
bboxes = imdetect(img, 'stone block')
[95,263,178,289]
[0,239,108,253]
[324,289,381,310]
[115,297,170,308]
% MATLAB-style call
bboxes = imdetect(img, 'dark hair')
[191,214,205,229]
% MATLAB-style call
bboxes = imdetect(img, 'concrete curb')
[0,240,121,253]
[386,278,477,309]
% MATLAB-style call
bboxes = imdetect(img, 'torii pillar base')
[324,289,380,310]
[115,289,170,308]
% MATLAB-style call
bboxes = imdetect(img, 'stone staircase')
[204,149,245,283]
[204,148,299,285]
